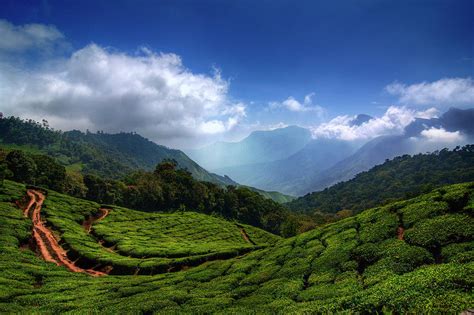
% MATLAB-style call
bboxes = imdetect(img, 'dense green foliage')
[0,180,473,313]
[2,150,66,192]
[288,145,474,214]
[0,149,301,235]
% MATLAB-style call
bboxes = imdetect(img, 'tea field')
[0,180,473,313]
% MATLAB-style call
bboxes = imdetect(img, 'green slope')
[0,116,235,186]
[1,180,473,313]
[288,145,474,213]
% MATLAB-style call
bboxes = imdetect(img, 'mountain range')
[187,125,313,170]
[189,108,474,196]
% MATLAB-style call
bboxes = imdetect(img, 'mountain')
[187,125,312,170]
[298,107,474,194]
[287,145,474,213]
[349,113,373,126]
[0,116,235,186]
[2,179,473,312]
[215,138,356,195]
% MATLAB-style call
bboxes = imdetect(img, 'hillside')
[0,116,235,186]
[0,179,473,312]
[288,145,474,213]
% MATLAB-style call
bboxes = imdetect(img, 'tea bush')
[0,180,472,313]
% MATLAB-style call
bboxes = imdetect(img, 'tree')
[32,154,66,191]
[83,174,108,203]
[63,172,88,198]
[5,150,37,184]
[0,163,7,188]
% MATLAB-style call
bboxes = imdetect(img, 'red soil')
[83,208,110,233]
[397,226,405,240]
[239,227,256,245]
[24,189,107,277]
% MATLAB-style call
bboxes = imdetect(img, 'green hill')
[0,116,235,186]
[288,145,474,214]
[1,180,472,313]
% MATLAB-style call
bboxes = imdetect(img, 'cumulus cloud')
[0,19,64,53]
[269,93,325,114]
[1,43,246,146]
[420,127,465,142]
[311,106,438,141]
[386,77,474,106]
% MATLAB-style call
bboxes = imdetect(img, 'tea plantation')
[0,180,473,313]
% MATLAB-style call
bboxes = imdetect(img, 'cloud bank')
[386,77,474,107]
[311,106,438,141]
[1,42,246,147]
[420,127,465,143]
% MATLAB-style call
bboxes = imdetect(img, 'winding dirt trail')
[24,189,106,277]
[83,208,110,233]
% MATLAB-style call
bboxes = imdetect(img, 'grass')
[0,179,473,313]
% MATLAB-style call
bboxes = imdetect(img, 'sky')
[0,0,473,148]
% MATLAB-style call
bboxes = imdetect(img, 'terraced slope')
[0,180,473,313]
[13,184,280,275]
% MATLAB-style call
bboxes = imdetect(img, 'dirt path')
[83,208,110,233]
[397,226,405,240]
[238,225,256,245]
[24,189,106,277]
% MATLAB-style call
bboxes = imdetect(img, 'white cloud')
[386,77,474,106]
[1,43,246,147]
[269,93,325,114]
[420,127,465,143]
[311,106,438,141]
[0,19,64,52]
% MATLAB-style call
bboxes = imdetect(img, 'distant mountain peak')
[349,114,373,126]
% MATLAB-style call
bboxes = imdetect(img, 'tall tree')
[5,150,37,184]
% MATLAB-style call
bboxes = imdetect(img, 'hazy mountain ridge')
[214,138,356,195]
[187,125,312,170]
[191,108,473,196]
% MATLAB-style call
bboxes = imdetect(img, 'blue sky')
[0,0,473,148]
